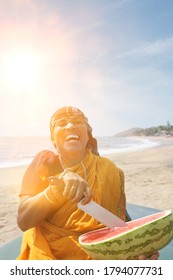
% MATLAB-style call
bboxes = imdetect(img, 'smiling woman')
[2,48,42,89]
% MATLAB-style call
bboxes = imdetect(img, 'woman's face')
[52,116,89,157]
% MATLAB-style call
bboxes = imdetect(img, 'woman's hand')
[48,172,92,205]
[138,251,160,260]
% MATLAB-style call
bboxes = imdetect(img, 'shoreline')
[0,136,173,245]
[0,135,164,169]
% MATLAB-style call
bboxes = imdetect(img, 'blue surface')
[0,235,21,260]
[0,203,172,260]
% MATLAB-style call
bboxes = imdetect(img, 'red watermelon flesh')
[80,211,166,243]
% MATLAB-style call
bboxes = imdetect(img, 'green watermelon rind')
[79,210,173,260]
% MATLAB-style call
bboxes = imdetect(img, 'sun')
[2,48,42,89]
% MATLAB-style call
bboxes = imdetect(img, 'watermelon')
[79,210,173,260]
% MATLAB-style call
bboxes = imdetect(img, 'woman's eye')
[73,120,80,124]
[60,121,67,126]
[55,120,67,127]
[73,118,83,124]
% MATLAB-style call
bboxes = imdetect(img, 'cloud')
[111,0,135,9]
[144,37,173,55]
[112,36,173,61]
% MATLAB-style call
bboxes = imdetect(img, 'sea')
[0,136,160,169]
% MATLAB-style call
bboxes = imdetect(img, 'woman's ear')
[52,140,56,148]
[50,130,56,148]
[51,134,56,149]
[87,132,99,155]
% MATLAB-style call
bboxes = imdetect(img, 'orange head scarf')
[50,106,99,155]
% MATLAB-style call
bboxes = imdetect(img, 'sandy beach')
[0,136,173,245]
[108,137,173,213]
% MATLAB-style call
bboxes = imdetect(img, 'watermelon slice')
[79,210,173,260]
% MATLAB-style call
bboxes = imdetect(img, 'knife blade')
[77,200,126,228]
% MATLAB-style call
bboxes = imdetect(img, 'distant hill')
[114,122,173,137]
[114,128,141,137]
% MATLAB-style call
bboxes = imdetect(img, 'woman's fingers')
[151,251,160,260]
[138,251,160,260]
[138,254,145,260]
[72,182,92,203]
[70,182,85,202]
[48,172,92,204]
[80,185,93,204]
[61,172,92,203]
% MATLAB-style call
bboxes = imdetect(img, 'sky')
[0,0,173,137]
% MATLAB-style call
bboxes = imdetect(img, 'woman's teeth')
[66,134,79,142]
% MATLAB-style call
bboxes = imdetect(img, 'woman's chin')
[64,141,83,152]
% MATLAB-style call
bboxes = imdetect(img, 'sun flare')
[2,48,42,89]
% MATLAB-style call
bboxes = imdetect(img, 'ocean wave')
[0,136,160,169]
[98,137,160,155]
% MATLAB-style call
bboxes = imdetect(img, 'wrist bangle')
[43,185,65,206]
[43,188,57,205]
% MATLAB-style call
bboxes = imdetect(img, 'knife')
[77,200,126,228]
[48,176,126,228]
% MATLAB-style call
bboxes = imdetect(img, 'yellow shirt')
[17,150,126,260]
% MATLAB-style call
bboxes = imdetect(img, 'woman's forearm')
[17,186,66,231]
